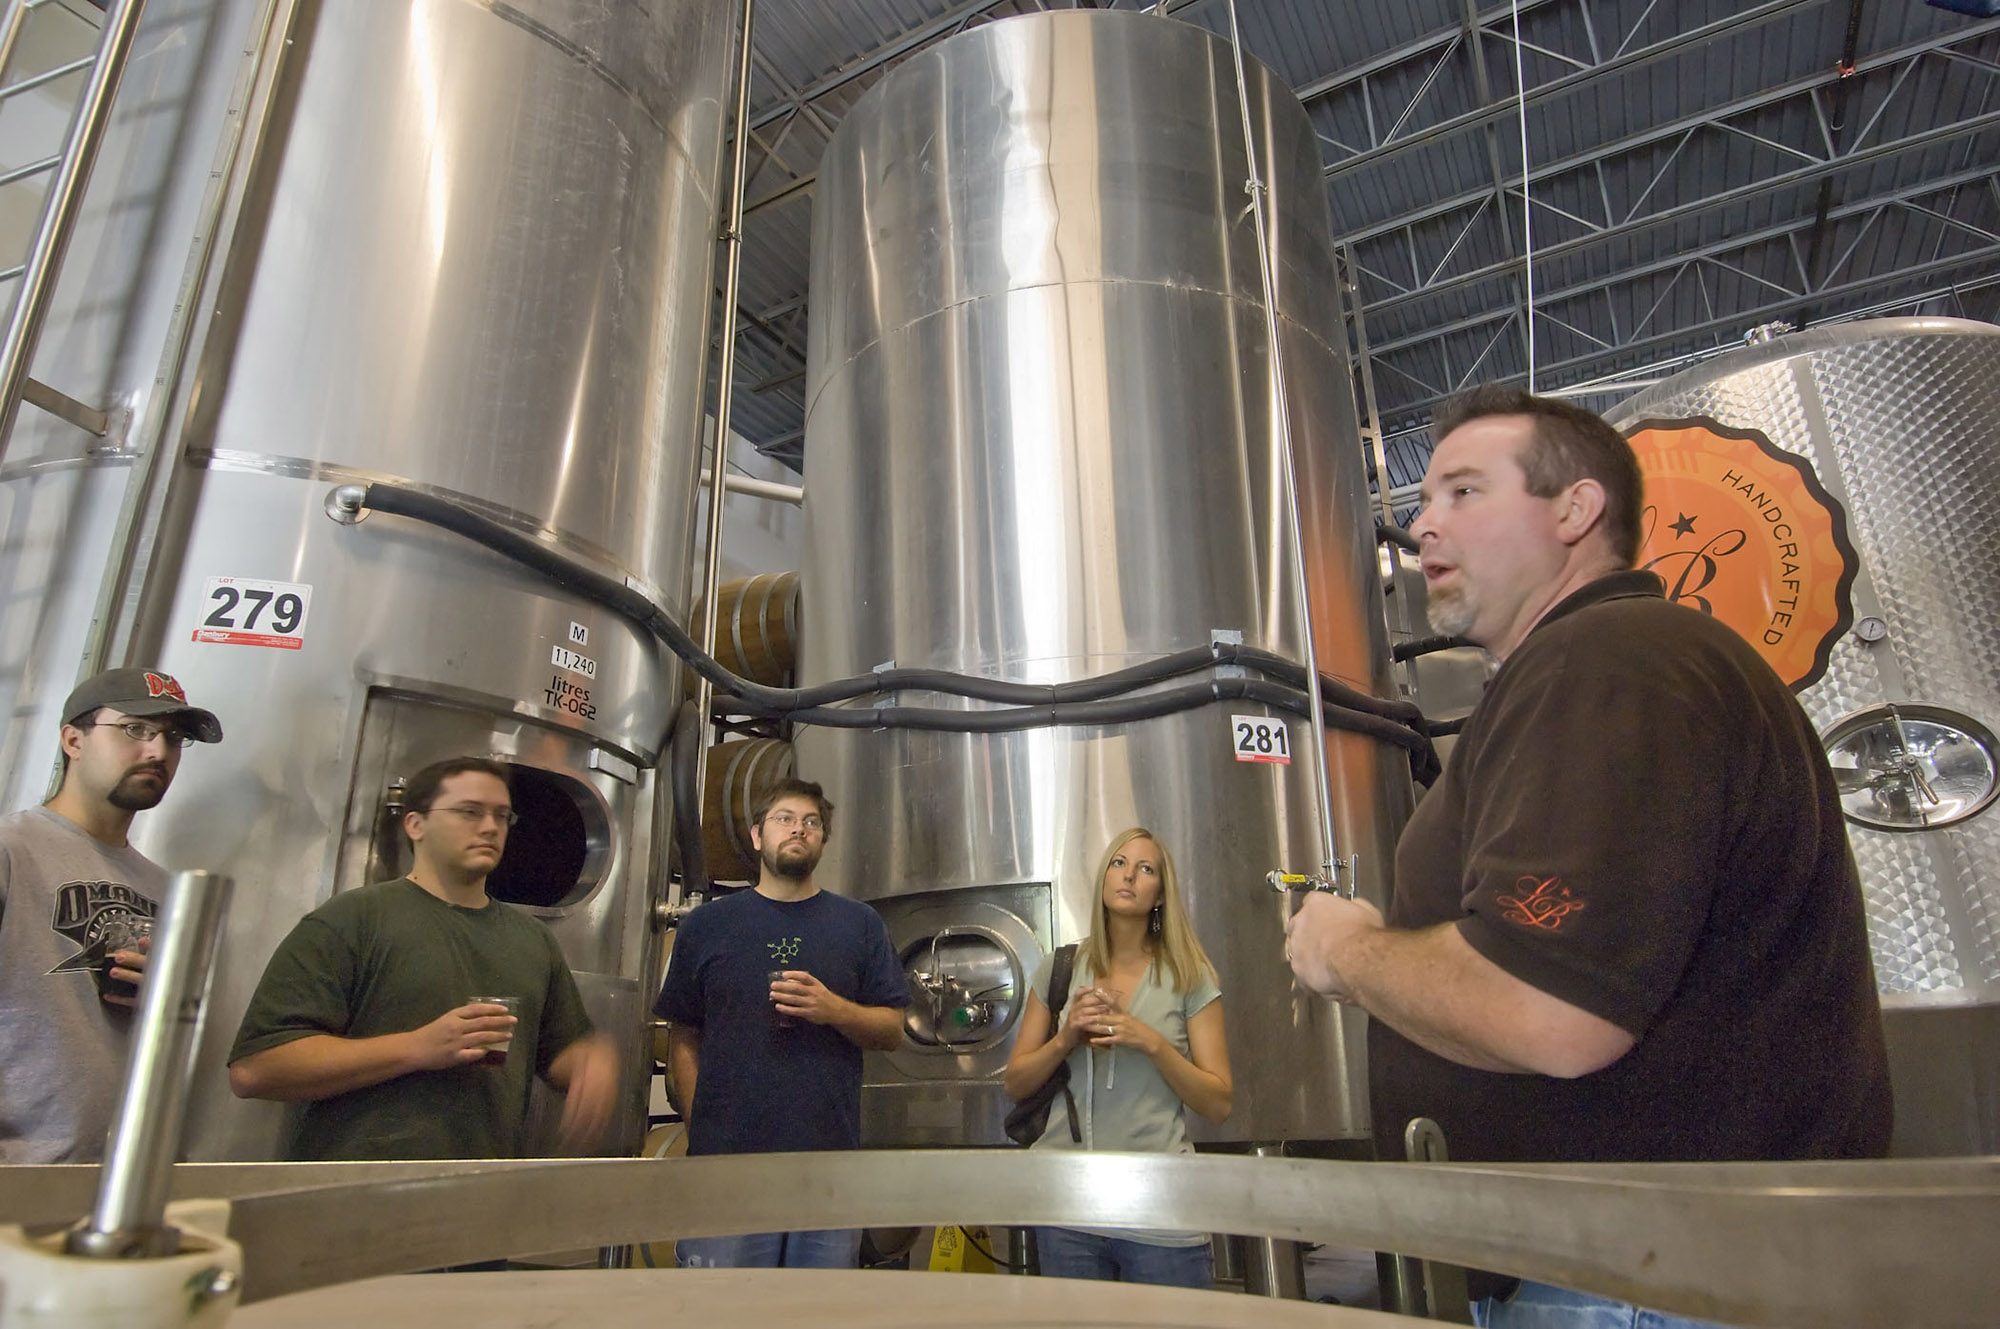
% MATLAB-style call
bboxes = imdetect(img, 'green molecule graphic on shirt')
[767,937,801,966]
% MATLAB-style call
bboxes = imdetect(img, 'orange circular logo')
[1624,417,1856,690]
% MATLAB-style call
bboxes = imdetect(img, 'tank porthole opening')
[484,764,613,910]
[900,929,1022,1052]
[1822,703,2000,833]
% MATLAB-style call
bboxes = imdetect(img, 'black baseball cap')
[61,668,223,744]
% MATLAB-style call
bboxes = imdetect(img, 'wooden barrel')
[687,571,799,692]
[700,738,794,882]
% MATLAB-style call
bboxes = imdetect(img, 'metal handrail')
[3,1152,1992,1326]
[0,0,147,463]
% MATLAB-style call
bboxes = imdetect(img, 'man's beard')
[762,839,822,881]
[1425,587,1477,638]
[107,766,170,811]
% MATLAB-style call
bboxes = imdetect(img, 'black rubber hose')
[355,482,803,711]
[756,678,1430,750]
[350,483,1439,770]
[1377,522,1420,554]
[1391,634,1477,663]
[668,699,707,899]
[788,643,1231,709]
[1232,645,1425,726]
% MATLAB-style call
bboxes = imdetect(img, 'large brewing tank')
[0,0,733,1158]
[1607,317,2000,1154]
[799,10,1409,1146]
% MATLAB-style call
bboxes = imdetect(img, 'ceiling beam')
[1321,0,1831,179]
[1362,102,2000,327]
[1375,242,2000,428]
[1337,15,2000,257]
[1368,162,1999,355]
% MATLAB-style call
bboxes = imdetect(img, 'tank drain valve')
[1266,861,1358,899]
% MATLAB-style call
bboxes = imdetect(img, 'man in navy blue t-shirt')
[655,776,908,1268]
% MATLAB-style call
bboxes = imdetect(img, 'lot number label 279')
[192,577,312,650]
[1231,715,1291,765]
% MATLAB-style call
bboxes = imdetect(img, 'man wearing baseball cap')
[0,666,222,1162]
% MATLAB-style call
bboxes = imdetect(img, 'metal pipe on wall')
[0,0,147,464]
[690,0,760,812]
[700,467,805,507]
[66,871,233,1258]
[1223,0,1346,891]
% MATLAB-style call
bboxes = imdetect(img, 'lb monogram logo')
[1623,416,1856,690]
[1497,875,1587,931]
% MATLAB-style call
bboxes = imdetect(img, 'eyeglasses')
[425,803,520,827]
[86,720,190,749]
[764,811,824,831]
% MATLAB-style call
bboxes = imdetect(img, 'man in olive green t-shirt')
[229,757,619,1160]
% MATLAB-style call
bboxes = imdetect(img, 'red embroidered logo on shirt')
[1497,875,1586,930]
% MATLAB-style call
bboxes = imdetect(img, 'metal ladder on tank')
[0,0,148,457]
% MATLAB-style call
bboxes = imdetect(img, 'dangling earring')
[1149,903,1163,936]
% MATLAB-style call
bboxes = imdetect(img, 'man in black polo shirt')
[1286,384,1890,1329]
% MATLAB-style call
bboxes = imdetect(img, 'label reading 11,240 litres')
[551,644,597,679]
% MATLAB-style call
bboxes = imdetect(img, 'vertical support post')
[1243,1143,1307,1298]
[1340,243,1395,529]
[0,0,148,464]
[65,870,233,1259]
[689,0,759,814]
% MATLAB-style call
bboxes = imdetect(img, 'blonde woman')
[1003,827,1232,1286]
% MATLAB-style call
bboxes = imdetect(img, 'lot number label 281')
[1231,715,1291,765]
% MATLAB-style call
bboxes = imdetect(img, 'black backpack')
[1003,944,1082,1146]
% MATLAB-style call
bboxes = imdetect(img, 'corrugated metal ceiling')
[721,0,2000,485]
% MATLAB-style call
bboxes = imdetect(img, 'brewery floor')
[1303,1244,1383,1308]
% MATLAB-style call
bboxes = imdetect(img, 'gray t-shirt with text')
[0,806,165,1163]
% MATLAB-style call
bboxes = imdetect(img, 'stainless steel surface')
[233,1269,1427,1329]
[690,0,755,812]
[1222,0,1342,891]
[1609,318,2000,1007]
[67,869,231,1258]
[0,0,142,460]
[0,0,735,1160]
[800,8,1407,1143]
[10,1152,1998,1326]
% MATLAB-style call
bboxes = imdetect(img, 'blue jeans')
[674,1229,859,1269]
[1034,1227,1213,1288]
[1474,1280,1733,1329]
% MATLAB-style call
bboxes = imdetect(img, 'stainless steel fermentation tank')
[800,10,1410,1146]
[1608,318,2000,1154]
[0,0,734,1158]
